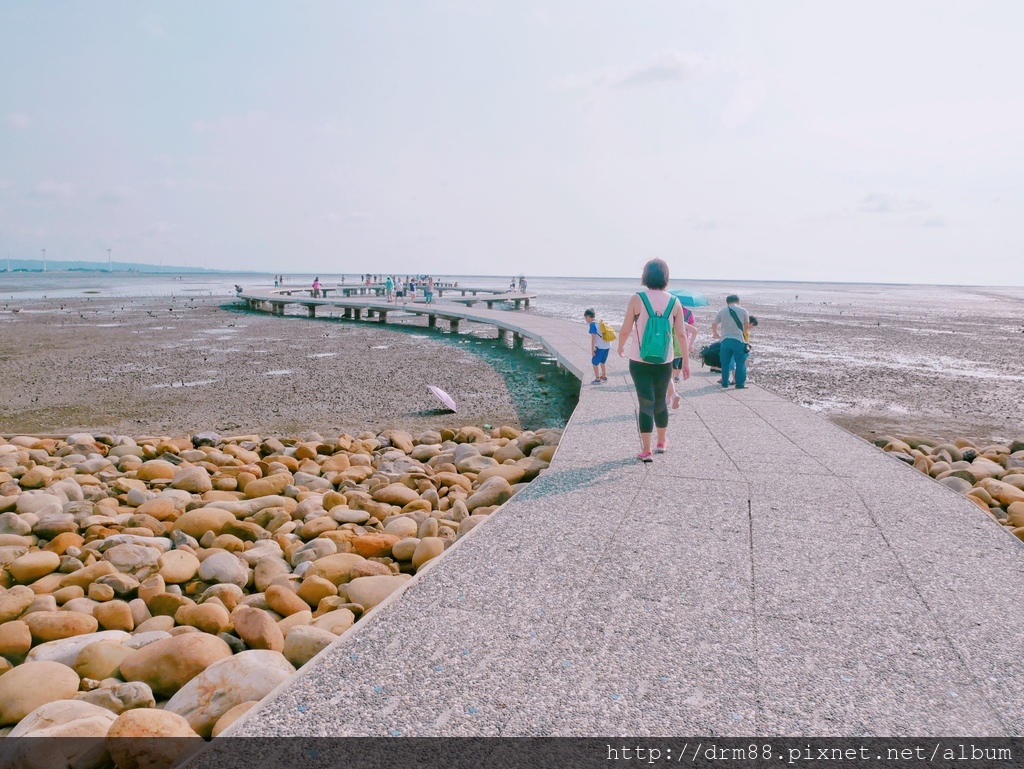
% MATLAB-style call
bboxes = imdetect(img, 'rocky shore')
[877,434,1024,529]
[0,424,559,766]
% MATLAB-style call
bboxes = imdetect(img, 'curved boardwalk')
[215,307,1024,738]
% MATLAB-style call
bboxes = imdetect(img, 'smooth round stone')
[283,625,336,668]
[232,607,284,652]
[171,465,213,493]
[77,680,156,715]
[0,661,81,726]
[119,632,233,698]
[95,599,135,631]
[0,585,35,622]
[391,537,420,562]
[173,508,235,539]
[88,582,116,602]
[254,557,292,592]
[296,576,337,608]
[211,701,258,738]
[74,640,133,680]
[25,629,132,667]
[264,585,308,617]
[164,650,295,737]
[8,550,61,583]
[331,508,370,524]
[158,550,201,583]
[310,608,356,635]
[345,575,410,611]
[25,610,99,643]
[0,619,32,658]
[197,551,248,587]
[174,602,231,635]
[5,699,117,739]
[412,537,445,569]
[382,517,418,539]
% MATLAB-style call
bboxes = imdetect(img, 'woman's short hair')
[641,259,669,290]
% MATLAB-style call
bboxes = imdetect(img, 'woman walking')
[617,259,691,462]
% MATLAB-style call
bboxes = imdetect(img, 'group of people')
[382,275,436,305]
[586,259,757,463]
[509,276,528,292]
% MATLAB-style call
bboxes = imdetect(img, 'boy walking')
[584,308,611,384]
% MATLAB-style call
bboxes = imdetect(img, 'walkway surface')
[218,311,1024,738]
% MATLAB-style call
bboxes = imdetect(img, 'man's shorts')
[672,357,683,370]
[592,348,610,366]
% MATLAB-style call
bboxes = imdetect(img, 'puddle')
[370,345,388,350]
[308,352,337,358]
[265,370,292,376]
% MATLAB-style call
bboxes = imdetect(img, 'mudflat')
[0,295,577,436]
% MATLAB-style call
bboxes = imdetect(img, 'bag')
[598,320,617,342]
[700,341,721,369]
[724,307,749,354]
[636,293,676,364]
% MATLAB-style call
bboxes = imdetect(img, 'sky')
[1,1,1022,283]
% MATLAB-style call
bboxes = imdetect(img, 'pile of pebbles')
[877,434,1024,532]
[0,424,559,759]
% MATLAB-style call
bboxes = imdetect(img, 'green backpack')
[637,293,676,363]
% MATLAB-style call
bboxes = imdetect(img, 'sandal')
[600,376,608,382]
[655,439,670,454]
[636,451,653,463]
[591,379,602,385]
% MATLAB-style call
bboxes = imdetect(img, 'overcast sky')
[1,1,1021,283]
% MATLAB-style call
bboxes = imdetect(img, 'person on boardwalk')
[727,315,758,385]
[667,304,698,409]
[385,275,394,303]
[312,276,321,298]
[395,277,407,305]
[584,308,612,384]
[711,294,751,389]
[617,259,691,462]
[425,276,435,304]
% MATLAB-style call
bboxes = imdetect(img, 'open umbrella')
[670,288,709,307]
[427,385,457,413]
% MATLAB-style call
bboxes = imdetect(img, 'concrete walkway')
[223,313,1024,737]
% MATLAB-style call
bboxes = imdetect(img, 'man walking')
[711,294,751,389]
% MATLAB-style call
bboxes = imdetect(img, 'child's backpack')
[598,320,617,342]
[636,293,676,363]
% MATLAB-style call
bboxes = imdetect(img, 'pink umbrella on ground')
[427,385,457,413]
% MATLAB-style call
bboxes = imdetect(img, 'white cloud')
[559,51,713,91]
[4,113,29,129]
[721,79,765,128]
[33,181,75,198]
[858,193,930,213]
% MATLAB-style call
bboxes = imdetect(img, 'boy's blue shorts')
[592,348,610,366]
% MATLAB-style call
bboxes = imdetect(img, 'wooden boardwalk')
[236,288,574,375]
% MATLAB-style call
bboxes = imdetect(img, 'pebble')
[0,424,557,742]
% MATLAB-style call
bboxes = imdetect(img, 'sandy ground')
[0,295,578,437]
